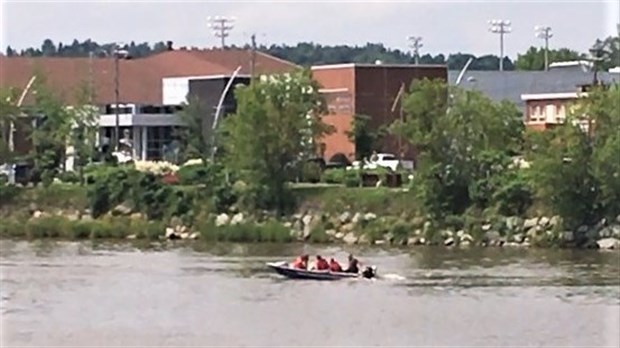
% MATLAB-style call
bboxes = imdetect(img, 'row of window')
[528,104,567,123]
[102,105,184,115]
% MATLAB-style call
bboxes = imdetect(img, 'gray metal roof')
[447,69,620,110]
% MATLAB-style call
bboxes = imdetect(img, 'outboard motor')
[362,266,376,279]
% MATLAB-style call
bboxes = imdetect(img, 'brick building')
[0,47,297,161]
[311,63,447,163]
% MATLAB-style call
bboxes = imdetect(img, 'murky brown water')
[1,240,619,347]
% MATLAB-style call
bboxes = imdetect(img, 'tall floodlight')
[488,19,512,71]
[535,25,553,71]
[407,36,423,65]
[208,16,236,48]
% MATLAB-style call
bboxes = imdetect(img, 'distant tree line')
[4,35,619,71]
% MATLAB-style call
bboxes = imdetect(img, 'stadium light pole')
[113,46,129,151]
[535,25,553,71]
[488,19,512,71]
[407,36,423,65]
[208,16,236,48]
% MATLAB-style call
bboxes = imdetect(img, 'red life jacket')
[316,258,329,270]
[329,260,343,272]
[292,257,307,269]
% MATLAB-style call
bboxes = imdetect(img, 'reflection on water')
[1,240,619,347]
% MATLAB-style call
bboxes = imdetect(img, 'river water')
[1,240,619,347]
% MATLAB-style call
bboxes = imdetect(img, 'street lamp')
[208,16,236,48]
[488,19,512,71]
[407,36,423,65]
[535,25,553,71]
[113,47,129,152]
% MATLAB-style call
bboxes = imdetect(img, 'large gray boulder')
[343,233,358,245]
[215,213,230,226]
[523,217,539,230]
[597,238,620,250]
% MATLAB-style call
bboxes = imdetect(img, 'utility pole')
[535,25,553,71]
[250,33,257,80]
[488,19,512,71]
[407,36,423,65]
[112,46,129,152]
[208,16,236,48]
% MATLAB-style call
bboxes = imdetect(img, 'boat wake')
[379,273,407,281]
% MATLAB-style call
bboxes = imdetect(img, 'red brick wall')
[354,65,446,160]
[312,66,356,161]
[320,114,355,161]
[312,64,447,162]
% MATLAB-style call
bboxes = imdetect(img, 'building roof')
[0,48,299,106]
[447,69,620,109]
[311,62,446,70]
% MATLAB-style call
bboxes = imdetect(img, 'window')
[557,105,567,123]
[529,105,542,122]
[146,126,175,160]
[545,104,556,122]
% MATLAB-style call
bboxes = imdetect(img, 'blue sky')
[1,0,618,58]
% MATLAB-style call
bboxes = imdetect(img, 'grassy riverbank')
[2,182,619,250]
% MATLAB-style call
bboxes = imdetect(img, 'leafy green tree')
[68,82,100,184]
[347,114,385,160]
[221,69,330,213]
[393,79,524,218]
[175,95,210,163]
[592,35,620,71]
[515,46,585,70]
[528,85,620,228]
[0,87,22,164]
[29,73,74,185]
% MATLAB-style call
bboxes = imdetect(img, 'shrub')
[69,221,93,239]
[0,218,26,238]
[26,216,68,238]
[391,220,413,244]
[307,225,330,244]
[321,168,360,187]
[58,171,80,184]
[301,161,322,183]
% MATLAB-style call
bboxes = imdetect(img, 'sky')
[1,0,619,59]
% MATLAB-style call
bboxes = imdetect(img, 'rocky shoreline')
[14,203,620,250]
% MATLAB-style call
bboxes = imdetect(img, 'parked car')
[349,153,414,171]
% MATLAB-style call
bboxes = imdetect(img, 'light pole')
[535,25,553,71]
[488,19,512,71]
[208,16,236,48]
[112,47,129,151]
[407,36,423,65]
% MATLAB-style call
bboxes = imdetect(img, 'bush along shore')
[1,183,619,250]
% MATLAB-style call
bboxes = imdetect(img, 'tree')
[68,82,100,184]
[528,85,620,229]
[515,46,584,70]
[346,114,385,160]
[0,87,22,164]
[28,72,74,185]
[592,36,620,71]
[221,69,330,213]
[175,95,210,163]
[392,79,524,218]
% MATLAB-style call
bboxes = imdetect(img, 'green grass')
[293,185,417,215]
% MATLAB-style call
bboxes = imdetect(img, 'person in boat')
[313,255,330,271]
[291,254,309,270]
[344,253,361,273]
[329,258,343,272]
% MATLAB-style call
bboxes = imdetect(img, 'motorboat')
[266,261,377,280]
